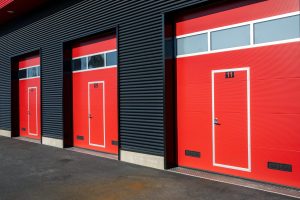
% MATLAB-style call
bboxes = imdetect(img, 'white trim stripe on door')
[28,87,38,136]
[88,81,106,148]
[211,67,251,172]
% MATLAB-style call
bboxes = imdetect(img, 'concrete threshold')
[14,136,41,144]
[169,167,300,199]
[66,147,118,160]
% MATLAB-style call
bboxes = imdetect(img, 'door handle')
[27,111,30,115]
[214,118,221,125]
[88,114,92,118]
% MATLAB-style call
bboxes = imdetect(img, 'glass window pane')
[254,15,300,44]
[176,33,208,55]
[106,51,117,66]
[27,67,39,78]
[37,66,40,76]
[88,54,104,69]
[211,25,250,50]
[19,69,27,79]
[72,57,87,71]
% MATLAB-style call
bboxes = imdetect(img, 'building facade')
[0,0,299,189]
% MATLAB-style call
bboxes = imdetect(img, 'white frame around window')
[176,11,300,58]
[72,49,117,60]
[19,65,40,80]
[72,49,117,73]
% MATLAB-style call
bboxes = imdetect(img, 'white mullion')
[250,23,254,45]
[207,31,211,52]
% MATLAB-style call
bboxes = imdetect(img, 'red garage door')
[176,0,300,188]
[72,34,118,154]
[19,55,41,140]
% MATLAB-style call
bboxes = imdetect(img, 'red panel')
[89,82,105,146]
[19,56,41,140]
[0,0,13,9]
[176,0,299,36]
[72,35,116,58]
[214,71,248,169]
[176,0,300,188]
[72,36,118,154]
[18,55,40,69]
[177,42,300,188]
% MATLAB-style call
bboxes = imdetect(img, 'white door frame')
[28,87,38,136]
[88,81,106,148]
[211,67,251,172]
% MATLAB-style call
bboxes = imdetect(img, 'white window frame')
[176,11,300,58]
[72,49,117,73]
[19,65,40,80]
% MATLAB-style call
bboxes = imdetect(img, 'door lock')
[214,118,221,125]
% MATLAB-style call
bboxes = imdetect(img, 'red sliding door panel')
[176,0,300,188]
[72,35,118,154]
[19,55,41,140]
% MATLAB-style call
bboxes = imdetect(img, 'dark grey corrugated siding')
[0,0,207,156]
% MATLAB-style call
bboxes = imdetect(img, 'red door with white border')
[28,87,38,136]
[176,0,300,188]
[72,34,118,154]
[88,81,105,147]
[19,55,41,140]
[213,68,250,171]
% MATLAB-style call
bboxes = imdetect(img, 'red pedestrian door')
[212,67,251,172]
[28,87,38,136]
[88,81,105,147]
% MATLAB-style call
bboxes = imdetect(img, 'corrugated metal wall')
[0,0,208,156]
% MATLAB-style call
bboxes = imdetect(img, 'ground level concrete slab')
[0,136,296,200]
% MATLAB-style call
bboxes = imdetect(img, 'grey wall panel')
[0,0,209,156]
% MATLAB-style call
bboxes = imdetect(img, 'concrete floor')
[0,136,295,200]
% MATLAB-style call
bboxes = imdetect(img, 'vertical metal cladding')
[0,0,207,156]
